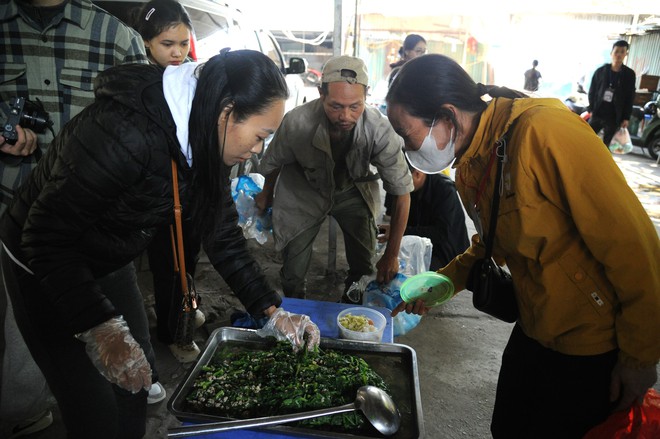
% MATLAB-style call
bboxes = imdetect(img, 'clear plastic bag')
[231,174,272,244]
[609,127,634,154]
[397,235,433,276]
[351,235,432,336]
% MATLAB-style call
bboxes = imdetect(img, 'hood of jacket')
[93,63,201,167]
[93,63,178,139]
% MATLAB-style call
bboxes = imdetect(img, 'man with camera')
[0,127,38,155]
[1,0,148,436]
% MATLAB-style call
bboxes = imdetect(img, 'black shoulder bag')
[465,132,519,323]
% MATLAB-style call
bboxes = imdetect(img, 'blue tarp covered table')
[280,297,394,343]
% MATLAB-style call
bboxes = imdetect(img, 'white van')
[94,0,308,113]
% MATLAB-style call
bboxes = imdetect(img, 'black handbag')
[168,159,200,347]
[465,132,519,323]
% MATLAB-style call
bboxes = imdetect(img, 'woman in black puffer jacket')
[0,49,320,439]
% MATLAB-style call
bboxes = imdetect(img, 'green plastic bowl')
[400,272,455,307]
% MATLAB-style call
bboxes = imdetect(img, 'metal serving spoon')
[167,385,401,437]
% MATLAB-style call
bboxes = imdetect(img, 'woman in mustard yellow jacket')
[387,54,660,439]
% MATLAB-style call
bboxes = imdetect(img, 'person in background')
[388,34,427,87]
[0,0,149,435]
[523,59,542,92]
[387,54,659,438]
[0,49,320,439]
[588,40,636,148]
[255,56,413,301]
[134,0,192,68]
[381,157,470,270]
[132,0,206,364]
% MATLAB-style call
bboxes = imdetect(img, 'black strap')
[483,126,514,260]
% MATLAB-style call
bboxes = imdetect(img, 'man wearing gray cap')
[256,55,412,300]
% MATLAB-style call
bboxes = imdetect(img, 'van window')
[193,18,262,61]
[256,31,285,71]
[190,7,233,61]
[186,9,229,42]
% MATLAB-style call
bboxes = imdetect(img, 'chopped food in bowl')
[339,313,377,332]
[337,307,386,342]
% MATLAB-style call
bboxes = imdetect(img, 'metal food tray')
[168,327,424,438]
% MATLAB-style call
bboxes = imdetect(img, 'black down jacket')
[0,64,281,336]
[588,63,636,124]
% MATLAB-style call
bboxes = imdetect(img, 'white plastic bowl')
[336,307,387,342]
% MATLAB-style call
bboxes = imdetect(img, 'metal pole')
[353,0,359,56]
[334,0,342,56]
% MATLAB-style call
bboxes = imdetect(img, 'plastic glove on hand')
[77,316,152,393]
[257,308,320,352]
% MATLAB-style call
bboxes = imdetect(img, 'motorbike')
[629,95,660,160]
[564,82,590,118]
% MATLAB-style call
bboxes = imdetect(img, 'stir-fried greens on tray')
[186,342,390,432]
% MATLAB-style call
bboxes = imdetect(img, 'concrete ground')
[11,148,660,439]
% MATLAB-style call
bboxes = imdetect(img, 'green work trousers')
[280,187,377,298]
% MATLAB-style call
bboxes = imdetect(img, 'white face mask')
[405,119,455,174]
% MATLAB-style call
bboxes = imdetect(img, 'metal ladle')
[167,385,401,437]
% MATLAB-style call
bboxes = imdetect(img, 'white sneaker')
[9,410,53,438]
[169,341,200,363]
[147,382,167,404]
[194,309,206,329]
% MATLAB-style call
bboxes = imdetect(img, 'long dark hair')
[188,49,288,232]
[133,0,193,41]
[386,54,525,131]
